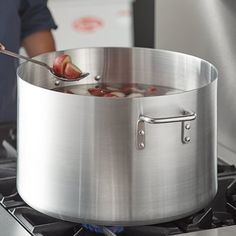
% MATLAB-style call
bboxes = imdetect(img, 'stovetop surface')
[1,123,236,236]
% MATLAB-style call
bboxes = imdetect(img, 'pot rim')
[17,47,218,99]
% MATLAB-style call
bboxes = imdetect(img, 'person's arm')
[20,0,57,57]
[22,30,56,57]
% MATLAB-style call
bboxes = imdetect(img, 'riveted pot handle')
[137,110,197,150]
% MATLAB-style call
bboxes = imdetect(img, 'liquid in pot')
[53,83,183,97]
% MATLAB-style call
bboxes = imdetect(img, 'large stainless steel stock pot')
[17,48,218,226]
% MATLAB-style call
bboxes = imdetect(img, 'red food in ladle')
[52,55,71,77]
[52,54,82,80]
[64,62,82,80]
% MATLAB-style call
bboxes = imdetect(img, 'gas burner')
[82,224,124,235]
[9,207,79,236]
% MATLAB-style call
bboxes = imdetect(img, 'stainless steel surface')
[137,110,197,149]
[178,225,236,236]
[17,47,218,226]
[103,227,117,236]
[0,43,89,82]
[0,207,31,236]
[218,144,236,166]
[156,0,236,159]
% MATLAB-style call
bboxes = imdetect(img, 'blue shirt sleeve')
[19,0,57,41]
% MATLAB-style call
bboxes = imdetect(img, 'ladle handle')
[0,44,51,70]
[0,42,90,81]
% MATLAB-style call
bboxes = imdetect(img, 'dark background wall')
[133,0,155,48]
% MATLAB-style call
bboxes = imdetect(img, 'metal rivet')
[95,75,102,81]
[138,130,145,136]
[185,124,191,130]
[184,137,191,143]
[139,143,145,148]
[55,80,60,86]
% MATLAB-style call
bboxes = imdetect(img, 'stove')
[1,123,236,236]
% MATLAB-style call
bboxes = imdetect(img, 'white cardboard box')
[48,0,133,50]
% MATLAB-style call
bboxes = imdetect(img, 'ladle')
[0,43,89,81]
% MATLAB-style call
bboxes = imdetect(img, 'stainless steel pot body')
[17,48,218,226]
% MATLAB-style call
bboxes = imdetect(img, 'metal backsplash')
[156,0,236,162]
